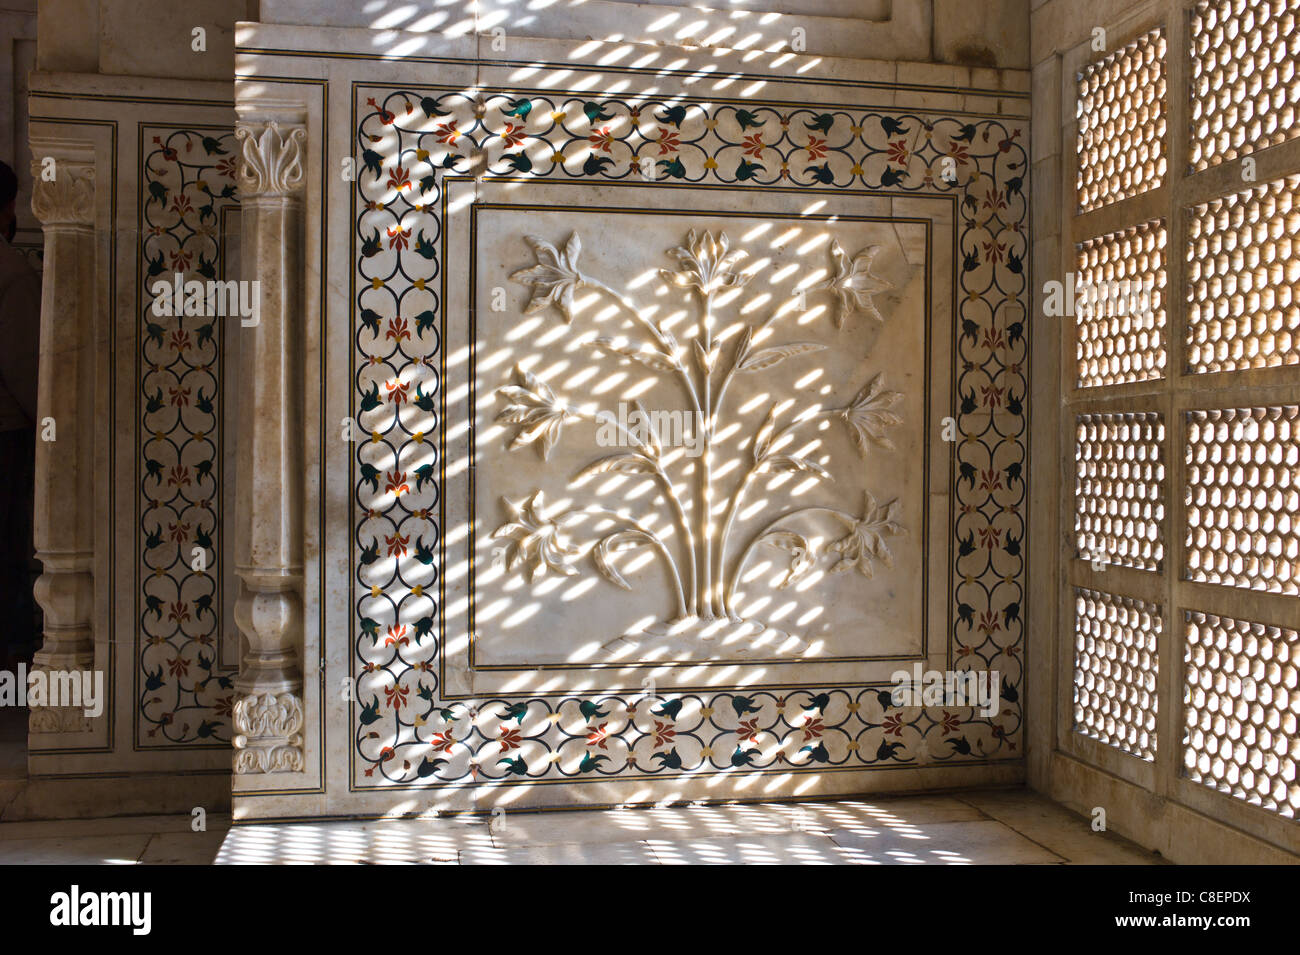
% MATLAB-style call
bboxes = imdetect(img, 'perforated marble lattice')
[1076,28,1167,213]
[1187,173,1300,374]
[1184,610,1300,818]
[1076,219,1167,387]
[1191,0,1300,171]
[1073,587,1160,760]
[1185,406,1300,594]
[1075,413,1166,571]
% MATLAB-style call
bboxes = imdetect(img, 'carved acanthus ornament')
[29,162,95,227]
[234,121,306,199]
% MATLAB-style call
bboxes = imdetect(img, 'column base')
[232,692,304,774]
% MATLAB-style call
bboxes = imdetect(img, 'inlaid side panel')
[347,83,1028,801]
[137,125,240,747]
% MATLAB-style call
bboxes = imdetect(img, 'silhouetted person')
[0,160,41,669]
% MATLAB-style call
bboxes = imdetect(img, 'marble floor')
[0,787,1164,864]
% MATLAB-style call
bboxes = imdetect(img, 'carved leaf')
[753,404,780,460]
[633,399,663,458]
[590,337,676,372]
[575,453,657,480]
[693,339,720,373]
[660,326,680,355]
[737,341,826,372]
[593,530,652,590]
[763,455,832,481]
[758,528,816,588]
[735,326,754,360]
[565,231,582,265]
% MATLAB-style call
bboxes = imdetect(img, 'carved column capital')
[29,161,95,228]
[234,121,306,200]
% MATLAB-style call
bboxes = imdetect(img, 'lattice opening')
[1185,406,1300,594]
[1184,610,1300,818]
[1191,0,1300,171]
[1074,588,1161,760]
[1076,220,1167,387]
[1076,28,1167,213]
[1075,413,1166,570]
[1187,174,1300,374]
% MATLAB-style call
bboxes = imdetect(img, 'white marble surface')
[206,789,1164,864]
[0,813,231,865]
[0,788,1163,864]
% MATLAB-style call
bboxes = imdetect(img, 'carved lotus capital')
[234,121,306,199]
[29,162,95,228]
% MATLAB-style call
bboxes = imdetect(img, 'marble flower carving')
[812,239,893,326]
[233,121,306,198]
[492,491,580,580]
[512,232,586,322]
[494,228,906,629]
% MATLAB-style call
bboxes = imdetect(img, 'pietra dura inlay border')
[351,84,1027,789]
